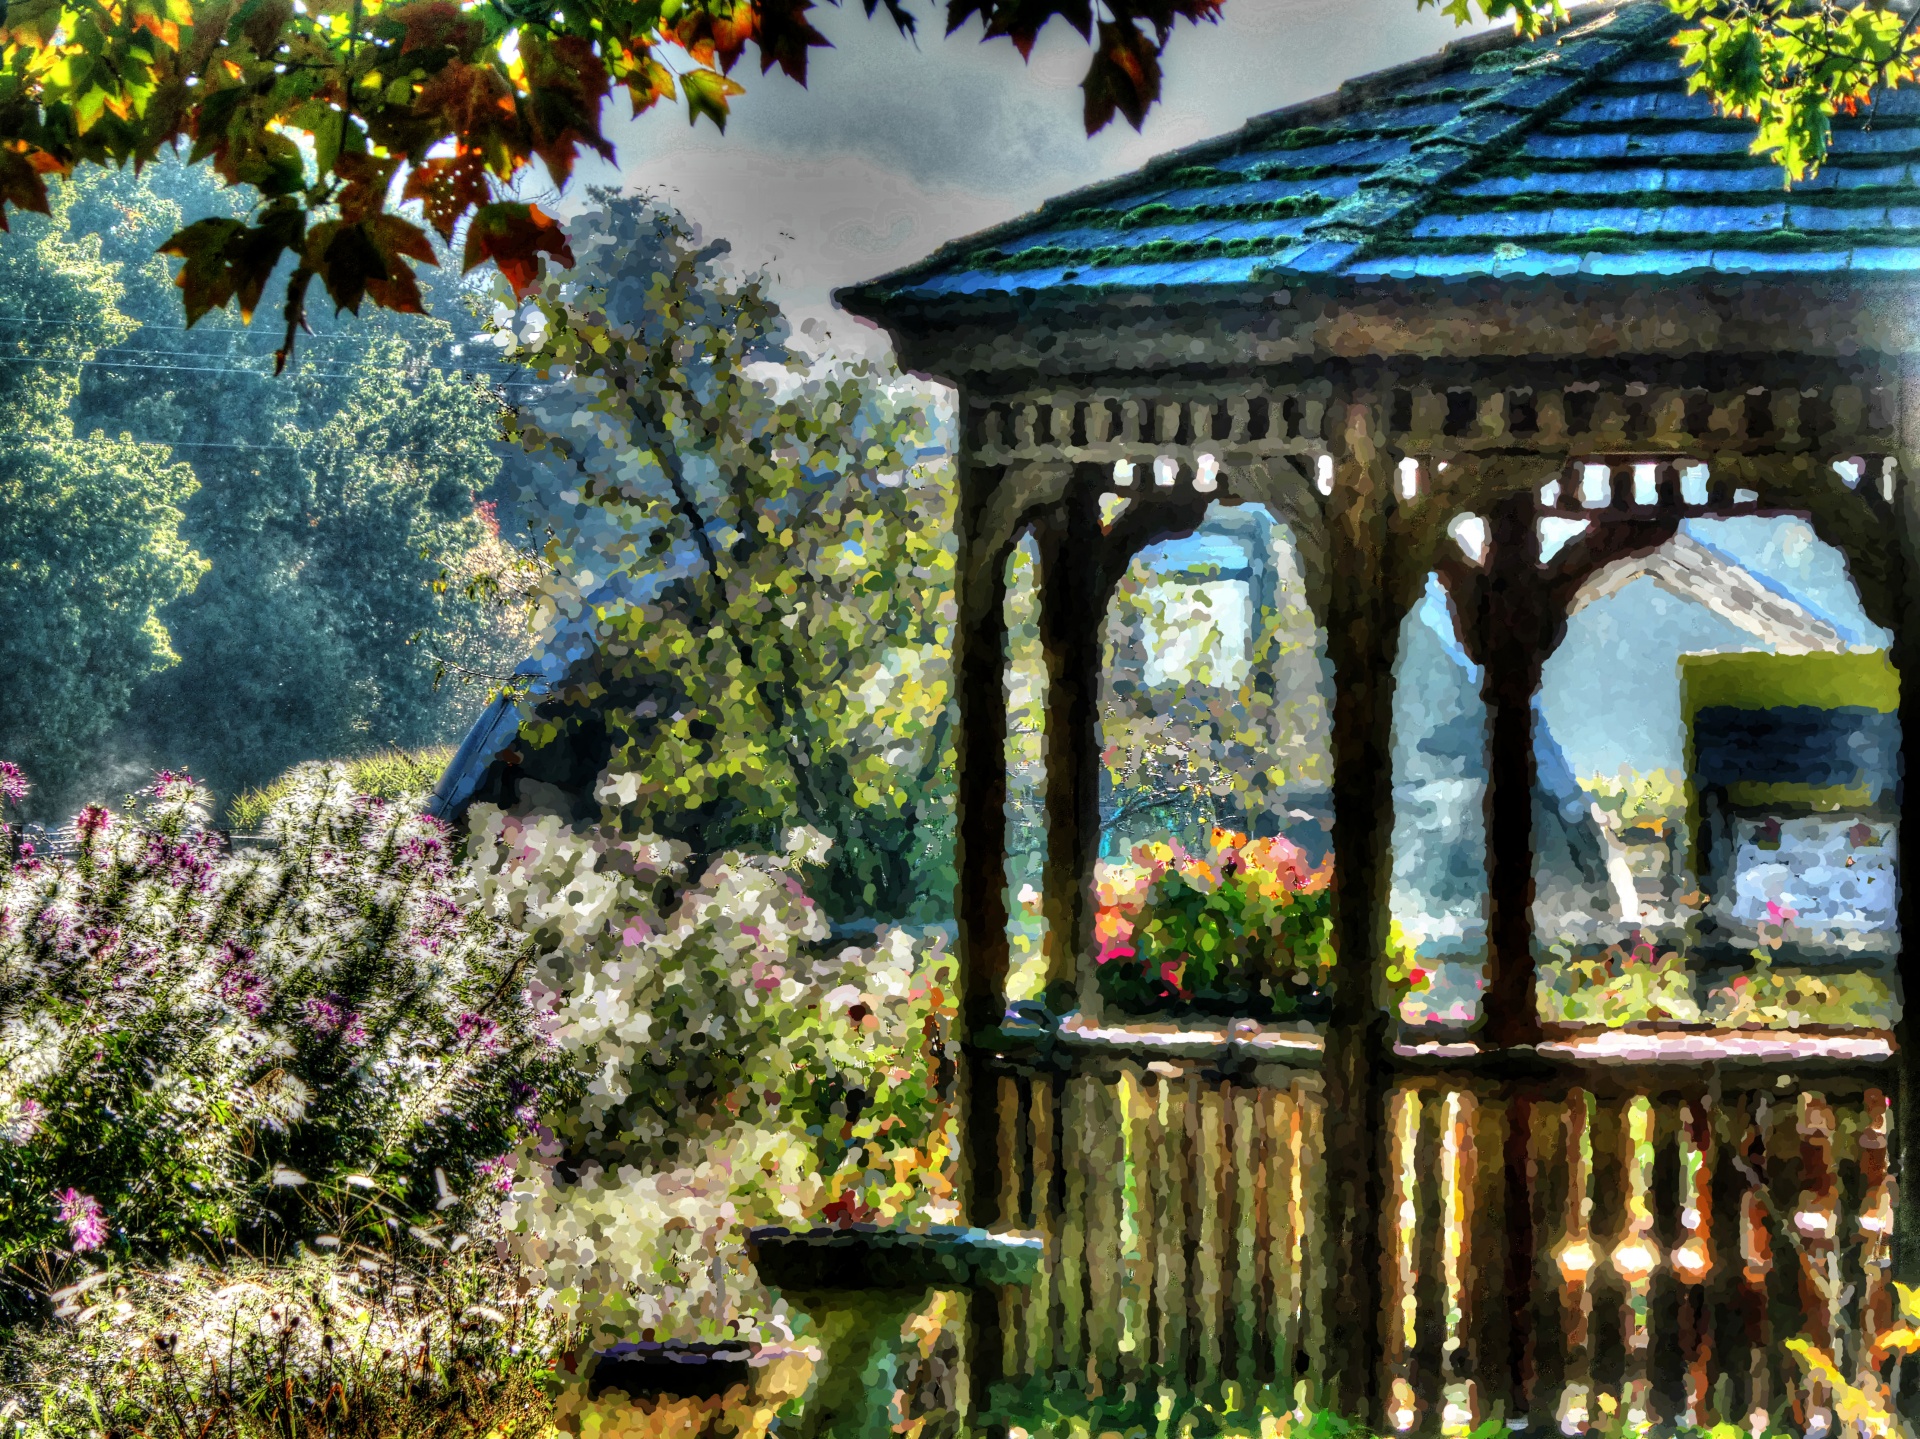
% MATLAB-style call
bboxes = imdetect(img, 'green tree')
[0,185,204,813]
[491,194,956,920]
[0,158,525,815]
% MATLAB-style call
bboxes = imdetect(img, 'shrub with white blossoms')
[468,796,958,1346]
[0,763,564,1312]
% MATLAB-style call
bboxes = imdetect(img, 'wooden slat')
[1154,1074,1190,1384]
[1084,1077,1123,1393]
[1268,1086,1301,1391]
[1122,1069,1155,1389]
[1028,1073,1060,1376]
[1233,1085,1261,1393]
[1060,1073,1089,1374]
[1195,1081,1228,1394]
[998,1073,1023,1377]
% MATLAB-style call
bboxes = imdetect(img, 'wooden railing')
[979,1018,1898,1432]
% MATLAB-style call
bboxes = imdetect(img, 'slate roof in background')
[840,0,1920,309]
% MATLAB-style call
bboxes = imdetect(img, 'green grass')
[224,745,455,830]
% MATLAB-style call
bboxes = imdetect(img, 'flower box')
[1093,830,1337,1023]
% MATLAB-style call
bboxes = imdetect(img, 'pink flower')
[476,1154,515,1195]
[1765,899,1800,926]
[56,1189,107,1252]
[0,761,27,808]
[75,804,110,839]
[305,995,367,1045]
[455,1012,501,1053]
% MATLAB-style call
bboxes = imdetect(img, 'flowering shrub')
[468,798,957,1348]
[1092,830,1337,1021]
[0,763,562,1300]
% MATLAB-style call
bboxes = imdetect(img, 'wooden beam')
[1889,424,1920,1406]
[1318,395,1400,1425]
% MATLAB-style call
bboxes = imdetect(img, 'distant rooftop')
[841,0,1920,310]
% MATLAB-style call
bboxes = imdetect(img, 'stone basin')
[744,1225,1041,1439]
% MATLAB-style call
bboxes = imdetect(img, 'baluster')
[1411,1089,1451,1428]
[1858,1090,1893,1381]
[1153,1073,1190,1385]
[1083,1075,1123,1395]
[997,1072,1024,1375]
[1060,1072,1089,1374]
[1123,1068,1156,1391]
[1299,1079,1329,1406]
[1528,1097,1569,1427]
[1195,1080,1229,1395]
[1795,1093,1840,1434]
[1028,1072,1060,1375]
[1385,1085,1421,1430]
[1647,1097,1684,1423]
[1675,1097,1717,1428]
[1232,1085,1261,1395]
[1609,1096,1658,1429]
[1438,1091,1473,1432]
[1555,1091,1597,1433]
[1733,1096,1774,1432]
[1464,1087,1520,1424]
[1267,1085,1301,1391]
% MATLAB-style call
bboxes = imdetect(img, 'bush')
[0,1211,566,1439]
[224,748,455,831]
[0,762,564,1308]
[466,798,958,1350]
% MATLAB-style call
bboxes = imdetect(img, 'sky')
[564,0,1497,348]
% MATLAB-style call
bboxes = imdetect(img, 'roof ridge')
[1293,0,1678,268]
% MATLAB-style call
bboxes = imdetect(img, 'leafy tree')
[6,158,526,813]
[489,194,956,920]
[0,184,204,814]
[0,0,1224,363]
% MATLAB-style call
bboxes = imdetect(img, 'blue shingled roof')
[839,0,1920,309]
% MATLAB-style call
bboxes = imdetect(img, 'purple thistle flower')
[303,996,344,1033]
[56,1190,107,1252]
[455,1012,501,1054]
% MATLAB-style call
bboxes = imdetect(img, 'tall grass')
[225,748,454,830]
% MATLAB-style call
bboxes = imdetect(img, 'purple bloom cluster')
[216,942,270,1017]
[475,1154,515,1195]
[455,1011,501,1054]
[0,761,27,808]
[56,1189,107,1252]
[303,993,367,1046]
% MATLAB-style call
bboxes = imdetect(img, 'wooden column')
[1319,397,1400,1424]
[952,453,1015,1416]
[1480,489,1547,1046]
[1894,417,1920,1355]
[1034,480,1110,1010]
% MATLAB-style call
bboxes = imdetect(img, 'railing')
[979,1018,1897,1433]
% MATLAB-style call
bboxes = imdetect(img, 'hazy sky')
[565,0,1497,348]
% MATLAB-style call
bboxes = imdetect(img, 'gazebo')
[834,0,1920,1429]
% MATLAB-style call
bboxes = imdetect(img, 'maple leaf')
[385,0,485,60]
[1081,17,1159,132]
[681,67,744,130]
[0,143,65,230]
[463,201,571,295]
[754,0,833,82]
[332,151,401,224]
[304,211,439,317]
[413,59,521,176]
[158,206,303,323]
[608,40,677,116]
[520,31,614,185]
[401,146,491,241]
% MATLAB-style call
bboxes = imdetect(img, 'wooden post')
[1320,396,1400,1424]
[1892,414,1920,1389]
[1033,481,1109,1010]
[952,453,1015,1419]
[1480,488,1548,1047]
